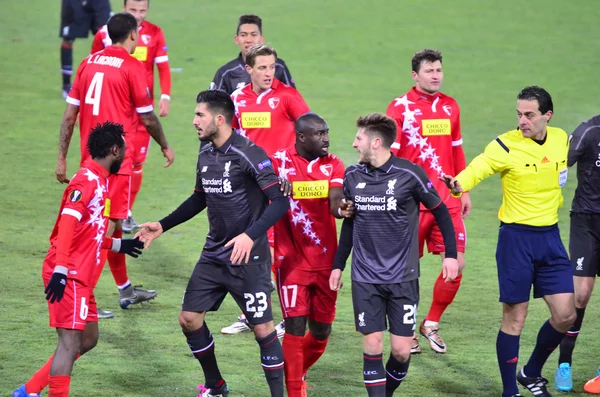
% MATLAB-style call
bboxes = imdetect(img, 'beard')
[358,149,373,165]
[109,159,123,174]
[198,120,218,142]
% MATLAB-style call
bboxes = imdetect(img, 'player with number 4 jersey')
[271,114,349,397]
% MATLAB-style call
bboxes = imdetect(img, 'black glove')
[117,237,144,258]
[45,271,67,303]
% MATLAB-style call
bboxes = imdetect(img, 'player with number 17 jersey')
[67,46,154,174]
[271,145,345,319]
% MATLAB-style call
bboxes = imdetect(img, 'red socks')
[283,334,304,397]
[26,354,80,395]
[48,375,71,397]
[303,332,328,374]
[130,165,143,210]
[283,331,330,397]
[108,229,129,287]
[426,272,463,322]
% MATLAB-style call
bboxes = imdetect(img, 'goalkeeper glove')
[45,266,68,303]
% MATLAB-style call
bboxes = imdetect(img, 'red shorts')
[133,125,152,165]
[419,206,467,257]
[108,174,131,220]
[276,266,337,324]
[45,278,98,331]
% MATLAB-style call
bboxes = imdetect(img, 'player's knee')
[390,345,411,362]
[57,331,83,358]
[362,332,384,354]
[553,308,576,331]
[253,321,275,339]
[502,309,527,334]
[308,321,331,340]
[179,311,204,331]
[80,333,98,355]
[285,317,307,337]
[575,283,594,308]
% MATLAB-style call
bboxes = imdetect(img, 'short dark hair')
[245,44,277,68]
[296,113,326,134]
[517,86,554,114]
[412,49,443,73]
[87,122,125,159]
[108,13,137,43]
[196,90,235,125]
[123,0,149,6]
[237,14,262,35]
[356,113,397,148]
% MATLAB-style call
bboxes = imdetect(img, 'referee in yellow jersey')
[441,86,575,397]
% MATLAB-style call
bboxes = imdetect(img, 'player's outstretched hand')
[278,177,292,197]
[225,233,254,264]
[159,98,170,117]
[135,222,164,249]
[55,158,70,184]
[442,257,459,283]
[439,175,463,194]
[460,192,472,218]
[45,269,67,303]
[162,146,175,168]
[329,269,344,291]
[339,198,356,218]
[117,237,144,258]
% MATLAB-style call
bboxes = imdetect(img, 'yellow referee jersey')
[456,126,569,226]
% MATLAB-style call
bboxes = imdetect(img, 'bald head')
[295,113,328,135]
[295,113,330,160]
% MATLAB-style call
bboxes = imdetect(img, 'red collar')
[83,160,110,179]
[408,86,441,103]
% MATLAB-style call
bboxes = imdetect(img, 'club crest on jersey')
[141,34,151,45]
[69,190,82,202]
[223,161,231,177]
[386,179,397,195]
[268,97,280,110]
[320,164,333,176]
[443,105,452,116]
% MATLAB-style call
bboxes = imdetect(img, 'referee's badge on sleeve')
[559,168,568,187]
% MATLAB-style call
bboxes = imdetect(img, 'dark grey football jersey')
[568,115,600,214]
[343,155,441,284]
[195,132,280,265]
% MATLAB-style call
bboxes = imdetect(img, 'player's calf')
[255,323,284,397]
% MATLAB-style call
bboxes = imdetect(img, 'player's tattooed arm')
[139,111,175,167]
[56,104,79,183]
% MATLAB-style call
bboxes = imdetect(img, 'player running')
[271,113,352,397]
[221,43,310,336]
[553,115,600,392]
[385,49,468,354]
[210,14,295,94]
[59,0,112,98]
[56,12,174,317]
[331,113,459,397]
[136,90,289,397]
[12,122,144,397]
[91,0,172,233]
[441,86,574,397]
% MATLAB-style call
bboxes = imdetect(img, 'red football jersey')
[67,46,154,175]
[272,146,345,271]
[91,21,169,99]
[231,79,310,156]
[386,87,466,209]
[42,161,110,287]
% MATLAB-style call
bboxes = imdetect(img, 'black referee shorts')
[570,212,600,277]
[60,0,112,39]
[182,257,274,325]
[352,279,419,337]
